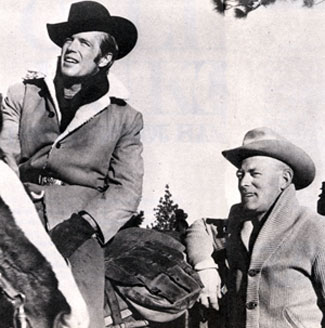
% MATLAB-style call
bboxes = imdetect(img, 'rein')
[0,272,29,328]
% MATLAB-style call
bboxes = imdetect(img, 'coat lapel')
[56,73,130,142]
[249,185,301,268]
[226,205,251,269]
[31,60,130,144]
[55,94,111,143]
[26,60,62,122]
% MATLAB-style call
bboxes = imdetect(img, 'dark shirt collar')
[54,62,109,132]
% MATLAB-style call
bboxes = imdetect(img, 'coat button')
[56,142,61,149]
[48,112,55,118]
[248,269,259,277]
[246,301,258,310]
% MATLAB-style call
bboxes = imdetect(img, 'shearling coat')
[186,185,325,328]
[0,71,144,243]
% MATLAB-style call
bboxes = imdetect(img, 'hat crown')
[222,126,316,190]
[242,127,285,146]
[68,1,111,23]
[47,0,138,59]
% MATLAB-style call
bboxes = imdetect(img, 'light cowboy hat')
[222,127,316,190]
[47,1,137,60]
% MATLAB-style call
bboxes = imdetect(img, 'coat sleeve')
[186,218,219,270]
[0,83,24,174]
[83,110,144,243]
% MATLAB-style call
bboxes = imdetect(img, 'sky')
[1,0,325,225]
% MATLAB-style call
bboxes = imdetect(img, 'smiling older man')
[0,2,143,327]
[186,127,325,328]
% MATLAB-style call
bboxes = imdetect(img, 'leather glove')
[197,268,222,311]
[50,213,96,259]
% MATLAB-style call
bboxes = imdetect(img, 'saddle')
[0,227,202,328]
[104,228,203,326]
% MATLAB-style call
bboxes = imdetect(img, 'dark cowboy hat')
[222,127,315,190]
[47,1,137,60]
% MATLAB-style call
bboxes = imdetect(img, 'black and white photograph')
[0,0,325,327]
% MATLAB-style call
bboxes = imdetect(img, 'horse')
[0,159,89,328]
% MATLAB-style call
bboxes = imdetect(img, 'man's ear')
[280,169,293,190]
[98,53,113,68]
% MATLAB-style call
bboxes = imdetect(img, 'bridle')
[0,272,29,328]
[0,272,84,328]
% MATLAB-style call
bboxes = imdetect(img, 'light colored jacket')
[186,185,325,328]
[0,71,144,243]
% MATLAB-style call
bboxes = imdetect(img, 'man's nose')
[239,173,251,188]
[66,39,79,52]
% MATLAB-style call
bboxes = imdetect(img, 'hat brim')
[222,139,316,190]
[47,16,137,60]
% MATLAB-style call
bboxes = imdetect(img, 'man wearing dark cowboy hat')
[186,127,325,328]
[0,1,143,327]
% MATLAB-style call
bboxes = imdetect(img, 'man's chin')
[60,69,85,83]
[241,203,258,213]
[61,69,78,78]
[60,63,79,77]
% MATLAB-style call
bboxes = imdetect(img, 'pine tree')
[123,210,145,228]
[149,184,179,231]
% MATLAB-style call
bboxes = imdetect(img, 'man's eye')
[251,172,261,177]
[81,40,91,47]
[236,172,243,179]
[64,37,73,43]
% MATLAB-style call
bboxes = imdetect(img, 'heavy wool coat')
[186,185,325,328]
[0,72,144,243]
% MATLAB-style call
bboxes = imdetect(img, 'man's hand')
[50,213,96,259]
[197,268,222,311]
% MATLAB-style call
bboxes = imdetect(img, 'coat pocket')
[283,308,306,328]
